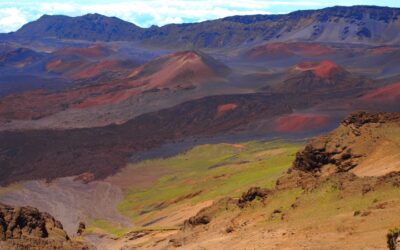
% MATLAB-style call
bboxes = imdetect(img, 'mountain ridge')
[4,5,400,47]
[13,13,142,42]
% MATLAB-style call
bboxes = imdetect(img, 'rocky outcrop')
[342,111,400,128]
[293,143,359,173]
[0,203,90,250]
[237,187,270,208]
[292,111,400,174]
[76,222,86,236]
[0,203,67,241]
[185,187,270,228]
[185,214,211,227]
[387,228,400,250]
[184,198,236,229]
[342,111,400,136]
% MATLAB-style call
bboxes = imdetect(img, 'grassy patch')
[265,181,400,228]
[85,219,132,237]
[85,219,178,237]
[117,140,301,224]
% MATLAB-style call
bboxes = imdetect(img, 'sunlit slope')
[86,141,301,235]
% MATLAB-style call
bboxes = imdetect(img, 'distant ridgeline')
[2,5,400,47]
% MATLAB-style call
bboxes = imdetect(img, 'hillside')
[88,111,400,249]
[13,14,142,41]
[271,60,372,94]
[4,6,400,47]
[0,50,230,128]
[1,111,399,249]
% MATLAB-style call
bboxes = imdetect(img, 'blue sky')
[0,0,398,32]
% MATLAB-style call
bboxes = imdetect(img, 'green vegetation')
[259,187,303,225]
[85,219,132,237]
[295,183,400,224]
[85,137,400,240]
[85,219,178,237]
[251,178,400,233]
[117,140,301,224]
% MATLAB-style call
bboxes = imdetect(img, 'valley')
[0,4,400,249]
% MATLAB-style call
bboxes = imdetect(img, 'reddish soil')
[45,59,86,73]
[128,50,229,89]
[217,103,238,114]
[54,44,110,58]
[246,42,293,59]
[0,89,77,120]
[246,42,333,59]
[71,60,119,80]
[294,43,334,56]
[0,81,137,119]
[369,46,399,55]
[360,82,400,103]
[275,113,330,132]
[275,61,370,94]
[295,60,339,78]
[0,51,230,119]
[45,59,63,71]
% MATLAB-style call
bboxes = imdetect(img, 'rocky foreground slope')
[114,111,400,249]
[0,203,90,249]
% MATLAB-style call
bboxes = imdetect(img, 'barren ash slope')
[0,4,400,250]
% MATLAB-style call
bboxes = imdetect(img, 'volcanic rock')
[237,187,269,208]
[0,203,66,241]
[292,111,400,175]
[0,203,90,249]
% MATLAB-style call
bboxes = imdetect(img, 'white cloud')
[0,8,28,32]
[38,3,77,14]
[23,1,274,27]
[158,16,183,26]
